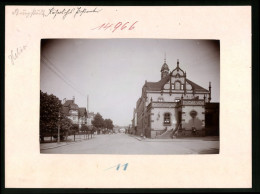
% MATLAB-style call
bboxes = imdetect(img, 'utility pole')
[87,95,89,112]
[58,111,60,144]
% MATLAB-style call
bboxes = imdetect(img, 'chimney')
[63,98,66,104]
[72,96,75,103]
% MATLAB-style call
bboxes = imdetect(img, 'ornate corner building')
[132,58,219,139]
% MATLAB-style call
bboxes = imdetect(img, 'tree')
[91,113,104,129]
[104,119,114,130]
[60,117,72,140]
[40,90,62,140]
[81,125,88,132]
[71,124,79,132]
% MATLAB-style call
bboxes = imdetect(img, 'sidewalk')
[40,135,94,150]
[128,134,219,142]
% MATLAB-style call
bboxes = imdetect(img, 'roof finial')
[177,59,179,68]
[164,52,166,63]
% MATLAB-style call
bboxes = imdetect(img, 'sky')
[40,39,220,126]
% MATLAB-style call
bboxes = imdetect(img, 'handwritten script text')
[12,7,102,19]
[8,45,27,65]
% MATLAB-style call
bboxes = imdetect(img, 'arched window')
[174,81,181,90]
[164,113,171,125]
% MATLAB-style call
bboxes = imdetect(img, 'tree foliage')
[40,91,73,138]
[40,91,62,135]
[91,113,104,128]
[71,124,79,132]
[60,117,72,134]
[81,124,89,131]
[91,112,115,132]
[104,119,114,129]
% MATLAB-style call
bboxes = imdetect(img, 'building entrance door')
[177,111,182,126]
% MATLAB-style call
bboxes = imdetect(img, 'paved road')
[41,133,219,154]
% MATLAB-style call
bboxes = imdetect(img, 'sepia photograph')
[4,4,254,189]
[40,39,220,154]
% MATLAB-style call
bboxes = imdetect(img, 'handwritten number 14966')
[92,21,138,33]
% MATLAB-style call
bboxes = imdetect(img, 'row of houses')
[62,96,96,129]
[130,58,219,138]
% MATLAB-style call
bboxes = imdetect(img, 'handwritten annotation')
[92,21,138,33]
[105,163,129,171]
[8,45,27,65]
[12,7,102,19]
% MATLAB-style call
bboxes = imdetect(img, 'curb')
[40,138,94,150]
[127,134,219,142]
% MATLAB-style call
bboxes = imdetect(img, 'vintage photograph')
[40,39,220,154]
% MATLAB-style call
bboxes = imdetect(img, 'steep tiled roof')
[63,100,79,110]
[144,76,209,93]
[70,104,78,110]
[63,100,73,106]
[78,108,86,117]
[186,79,209,92]
[144,75,170,91]
[161,62,169,72]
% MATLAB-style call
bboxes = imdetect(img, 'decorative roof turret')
[161,56,169,72]
[161,54,169,79]
[172,59,185,76]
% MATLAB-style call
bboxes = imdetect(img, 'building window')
[148,114,151,127]
[164,113,171,125]
[175,98,181,102]
[158,97,164,102]
[181,84,184,90]
[175,81,181,90]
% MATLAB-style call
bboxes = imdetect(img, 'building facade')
[130,108,137,135]
[134,59,213,138]
[86,112,95,126]
[62,97,87,129]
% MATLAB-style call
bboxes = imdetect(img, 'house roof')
[63,100,74,106]
[144,76,209,93]
[161,62,169,72]
[78,107,87,117]
[144,74,170,91]
[63,100,79,110]
[186,79,209,92]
